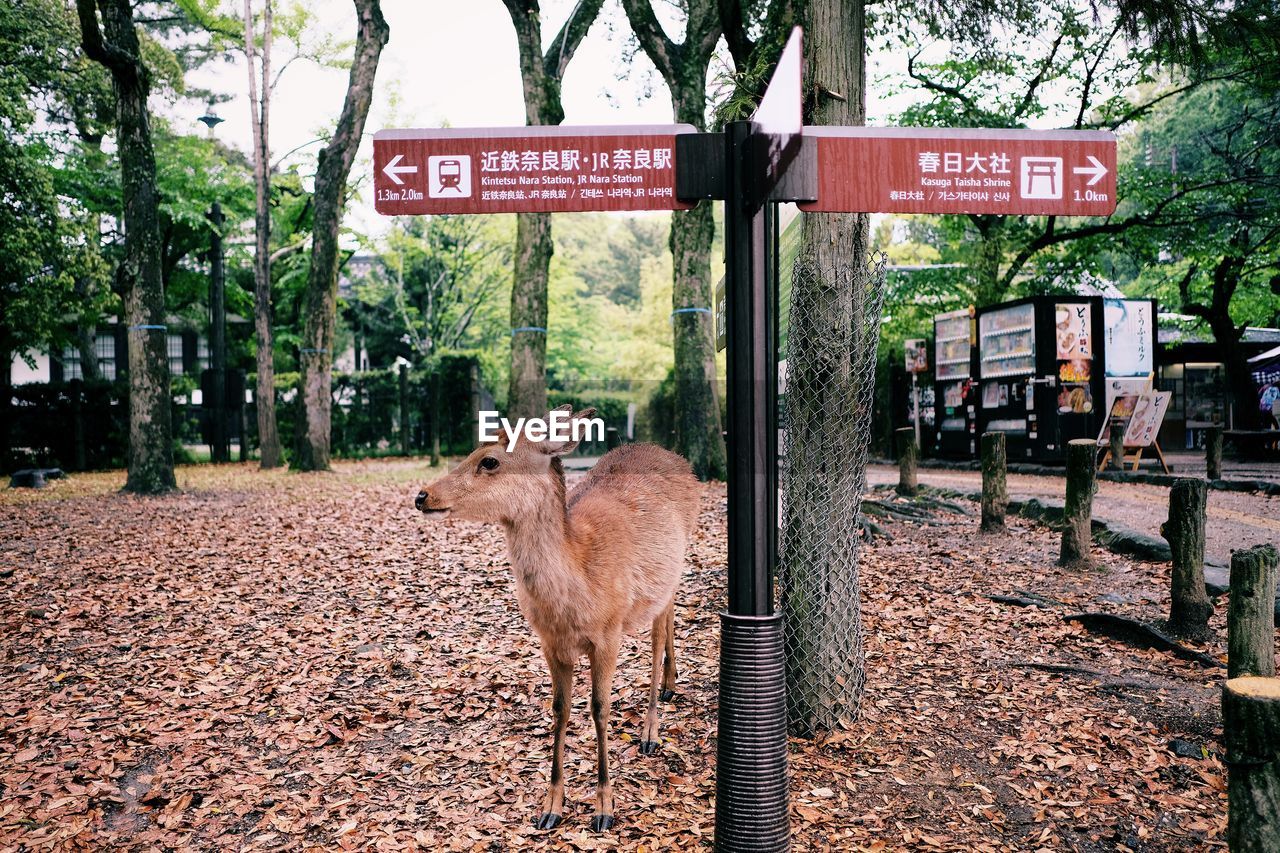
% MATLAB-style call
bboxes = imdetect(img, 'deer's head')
[414,405,597,524]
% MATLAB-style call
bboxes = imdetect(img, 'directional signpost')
[372,125,694,215]
[373,26,1116,852]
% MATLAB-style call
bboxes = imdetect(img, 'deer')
[414,405,701,832]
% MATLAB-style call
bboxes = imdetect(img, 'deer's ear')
[541,407,598,456]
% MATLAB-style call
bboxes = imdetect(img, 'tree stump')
[1059,438,1097,569]
[1109,421,1125,472]
[1223,676,1280,852]
[895,427,918,497]
[1162,478,1213,639]
[980,432,1007,532]
[1206,425,1224,481]
[1229,545,1279,679]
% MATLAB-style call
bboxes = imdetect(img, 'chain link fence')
[779,249,889,736]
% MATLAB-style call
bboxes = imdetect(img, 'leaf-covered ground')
[2,459,1257,851]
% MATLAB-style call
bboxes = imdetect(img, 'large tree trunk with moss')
[1223,676,1280,852]
[246,0,283,469]
[507,212,551,420]
[77,0,174,494]
[1162,478,1213,640]
[1228,544,1279,679]
[501,0,604,421]
[621,0,725,481]
[779,0,876,736]
[295,0,388,471]
[1059,438,1096,568]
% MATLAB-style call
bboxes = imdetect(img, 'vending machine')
[933,308,977,458]
[975,296,1107,463]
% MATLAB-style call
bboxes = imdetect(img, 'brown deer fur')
[415,406,700,832]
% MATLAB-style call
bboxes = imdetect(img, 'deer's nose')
[415,490,428,511]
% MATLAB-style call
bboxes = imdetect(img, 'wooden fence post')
[1206,425,1224,481]
[1060,438,1097,569]
[1223,676,1280,852]
[980,431,1007,532]
[1228,544,1279,679]
[895,427,918,497]
[1109,421,1125,472]
[1162,478,1213,639]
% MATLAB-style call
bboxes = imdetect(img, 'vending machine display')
[933,308,976,458]
[976,296,1106,462]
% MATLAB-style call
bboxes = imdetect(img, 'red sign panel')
[373,125,694,215]
[798,127,1116,216]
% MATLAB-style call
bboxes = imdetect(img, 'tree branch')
[716,0,754,70]
[544,0,606,81]
[1013,30,1065,123]
[620,0,679,82]
[907,51,979,115]
[76,0,135,74]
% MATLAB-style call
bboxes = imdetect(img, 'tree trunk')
[1223,676,1280,852]
[245,0,283,469]
[507,212,550,420]
[1162,478,1212,639]
[77,0,175,494]
[971,216,1007,307]
[779,0,873,736]
[501,0,604,420]
[980,431,1007,531]
[896,427,918,497]
[668,75,726,479]
[295,0,388,471]
[398,362,409,454]
[1060,438,1096,568]
[1207,424,1224,480]
[1228,544,1279,679]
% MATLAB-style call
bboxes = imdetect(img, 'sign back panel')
[799,127,1117,216]
[373,126,694,215]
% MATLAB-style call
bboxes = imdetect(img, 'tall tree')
[499,0,605,420]
[76,0,175,493]
[294,0,388,471]
[622,0,727,480]
[244,0,283,467]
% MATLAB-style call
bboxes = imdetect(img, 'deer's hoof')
[639,739,660,755]
[534,812,562,830]
[590,814,615,832]
[659,688,676,702]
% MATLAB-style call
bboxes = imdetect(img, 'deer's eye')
[479,457,500,472]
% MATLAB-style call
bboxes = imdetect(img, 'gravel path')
[866,464,1280,566]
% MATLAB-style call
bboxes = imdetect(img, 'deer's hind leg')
[640,609,665,756]
[660,599,677,701]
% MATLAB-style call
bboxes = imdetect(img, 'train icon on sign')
[428,155,472,198]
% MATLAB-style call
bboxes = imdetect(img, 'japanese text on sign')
[373,126,693,215]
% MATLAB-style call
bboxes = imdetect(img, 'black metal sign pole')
[715,119,789,853]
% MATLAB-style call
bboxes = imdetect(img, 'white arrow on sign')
[1072,155,1108,186]
[382,153,418,185]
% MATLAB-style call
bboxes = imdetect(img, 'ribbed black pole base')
[715,611,790,852]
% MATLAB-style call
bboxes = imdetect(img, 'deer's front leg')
[535,652,574,830]
[586,637,619,832]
